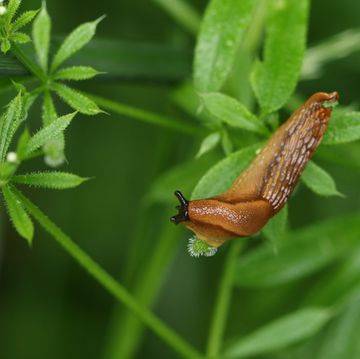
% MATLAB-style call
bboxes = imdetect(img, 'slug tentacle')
[171,92,339,253]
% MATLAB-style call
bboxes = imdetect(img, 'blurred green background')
[0,1,360,358]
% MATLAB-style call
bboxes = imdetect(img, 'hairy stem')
[86,92,204,136]
[206,241,244,358]
[14,187,203,359]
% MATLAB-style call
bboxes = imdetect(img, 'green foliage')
[251,0,309,113]
[201,92,269,135]
[225,308,332,358]
[235,214,360,288]
[302,161,343,197]
[262,204,288,249]
[195,132,220,158]
[194,0,255,92]
[0,0,37,53]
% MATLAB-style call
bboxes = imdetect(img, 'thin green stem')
[13,187,203,359]
[86,92,205,137]
[10,44,47,83]
[206,241,244,358]
[152,0,201,35]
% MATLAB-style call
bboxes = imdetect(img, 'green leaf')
[51,16,104,71]
[41,92,65,167]
[195,132,220,158]
[1,39,11,54]
[53,66,100,81]
[322,108,360,145]
[262,204,288,250]
[251,0,309,113]
[201,92,269,135]
[301,161,343,197]
[224,308,332,358]
[191,144,259,200]
[194,0,255,92]
[221,129,233,156]
[12,10,39,32]
[0,91,23,161]
[4,0,21,24]
[32,3,51,71]
[12,172,88,189]
[16,127,30,160]
[52,83,102,115]
[235,213,360,288]
[2,185,34,244]
[25,112,75,155]
[10,32,31,44]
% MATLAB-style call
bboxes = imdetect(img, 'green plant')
[1,0,360,359]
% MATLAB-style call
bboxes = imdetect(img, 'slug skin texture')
[171,92,339,248]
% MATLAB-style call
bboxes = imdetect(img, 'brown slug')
[171,91,339,256]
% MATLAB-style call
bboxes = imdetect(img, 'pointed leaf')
[301,161,343,197]
[25,112,75,155]
[12,171,88,189]
[201,92,269,134]
[4,0,21,24]
[194,0,255,92]
[195,132,220,158]
[1,39,11,54]
[251,0,309,113]
[52,83,102,115]
[12,10,39,31]
[10,32,31,44]
[322,108,360,145]
[0,91,23,161]
[51,16,104,71]
[53,66,100,81]
[224,308,332,358]
[16,127,30,160]
[235,213,360,288]
[2,185,34,244]
[32,3,51,71]
[41,92,65,167]
[191,144,260,199]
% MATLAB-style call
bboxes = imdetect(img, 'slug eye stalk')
[170,190,189,224]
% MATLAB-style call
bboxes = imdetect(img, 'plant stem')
[152,0,201,35]
[86,92,205,136]
[14,187,203,359]
[10,44,47,83]
[206,241,244,358]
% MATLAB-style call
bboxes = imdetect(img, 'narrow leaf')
[32,3,51,71]
[1,39,11,54]
[323,108,360,145]
[51,16,104,71]
[301,161,343,197]
[0,91,23,161]
[12,172,88,189]
[2,185,34,244]
[191,144,260,200]
[194,0,255,92]
[251,0,309,113]
[25,112,75,155]
[235,213,360,288]
[224,308,332,358]
[52,83,102,115]
[42,92,65,167]
[201,92,268,134]
[16,127,30,160]
[12,10,39,32]
[10,32,31,44]
[53,66,100,81]
[4,0,21,23]
[195,132,220,158]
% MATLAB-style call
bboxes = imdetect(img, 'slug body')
[171,92,339,249]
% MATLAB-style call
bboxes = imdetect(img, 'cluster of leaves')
[0,0,102,244]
